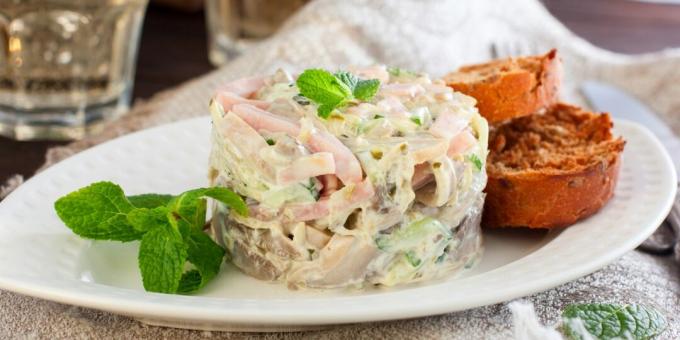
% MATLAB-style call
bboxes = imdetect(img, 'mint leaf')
[468,154,483,171]
[127,207,169,233]
[334,71,359,91]
[353,79,380,101]
[200,187,248,216]
[297,69,380,118]
[176,228,225,293]
[128,194,173,208]
[296,69,351,118]
[335,71,380,101]
[138,223,187,293]
[317,103,336,119]
[177,270,202,293]
[168,187,247,229]
[55,182,243,295]
[54,181,142,242]
[562,303,666,340]
[167,190,208,232]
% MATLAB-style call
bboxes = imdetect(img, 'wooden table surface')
[2,0,680,185]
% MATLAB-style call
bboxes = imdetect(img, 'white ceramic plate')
[0,117,675,332]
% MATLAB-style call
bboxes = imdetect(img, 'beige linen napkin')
[2,0,680,338]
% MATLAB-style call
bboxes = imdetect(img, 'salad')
[209,66,489,288]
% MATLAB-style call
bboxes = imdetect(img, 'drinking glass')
[0,0,149,140]
[205,0,309,67]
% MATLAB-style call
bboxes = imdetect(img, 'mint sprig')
[296,69,380,118]
[333,71,380,101]
[128,193,173,209]
[178,227,226,293]
[54,182,142,242]
[54,181,247,294]
[561,303,666,340]
[138,221,187,294]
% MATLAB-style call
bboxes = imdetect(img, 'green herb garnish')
[405,251,422,267]
[468,154,483,171]
[54,181,247,294]
[375,236,390,250]
[303,179,320,201]
[296,69,380,119]
[266,138,275,145]
[410,116,422,126]
[334,71,380,101]
[387,66,416,77]
[561,303,666,340]
[373,114,384,119]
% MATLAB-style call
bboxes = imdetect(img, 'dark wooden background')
[2,0,680,185]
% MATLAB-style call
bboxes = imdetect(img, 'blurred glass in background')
[205,0,309,66]
[0,0,149,140]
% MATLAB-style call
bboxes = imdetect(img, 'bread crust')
[445,49,561,124]
[483,154,621,228]
[483,104,625,229]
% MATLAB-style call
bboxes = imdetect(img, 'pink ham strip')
[410,139,449,164]
[218,76,266,98]
[231,104,300,136]
[422,84,453,94]
[349,65,389,83]
[287,178,375,222]
[213,112,275,180]
[448,130,477,156]
[429,111,468,141]
[428,111,477,156]
[376,97,409,119]
[379,83,425,97]
[304,129,363,185]
[276,152,336,186]
[231,104,363,185]
[216,91,270,111]
[412,130,478,190]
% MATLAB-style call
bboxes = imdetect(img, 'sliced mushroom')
[224,219,306,281]
[416,156,456,207]
[287,235,377,288]
[306,226,332,249]
[231,240,282,281]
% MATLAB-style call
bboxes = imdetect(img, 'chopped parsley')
[387,66,417,77]
[468,154,483,171]
[303,179,320,201]
[405,251,422,267]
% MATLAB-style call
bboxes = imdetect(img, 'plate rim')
[0,117,676,327]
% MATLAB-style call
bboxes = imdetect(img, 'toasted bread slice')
[444,49,561,124]
[483,103,625,229]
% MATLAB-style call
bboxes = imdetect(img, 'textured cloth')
[2,0,680,338]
